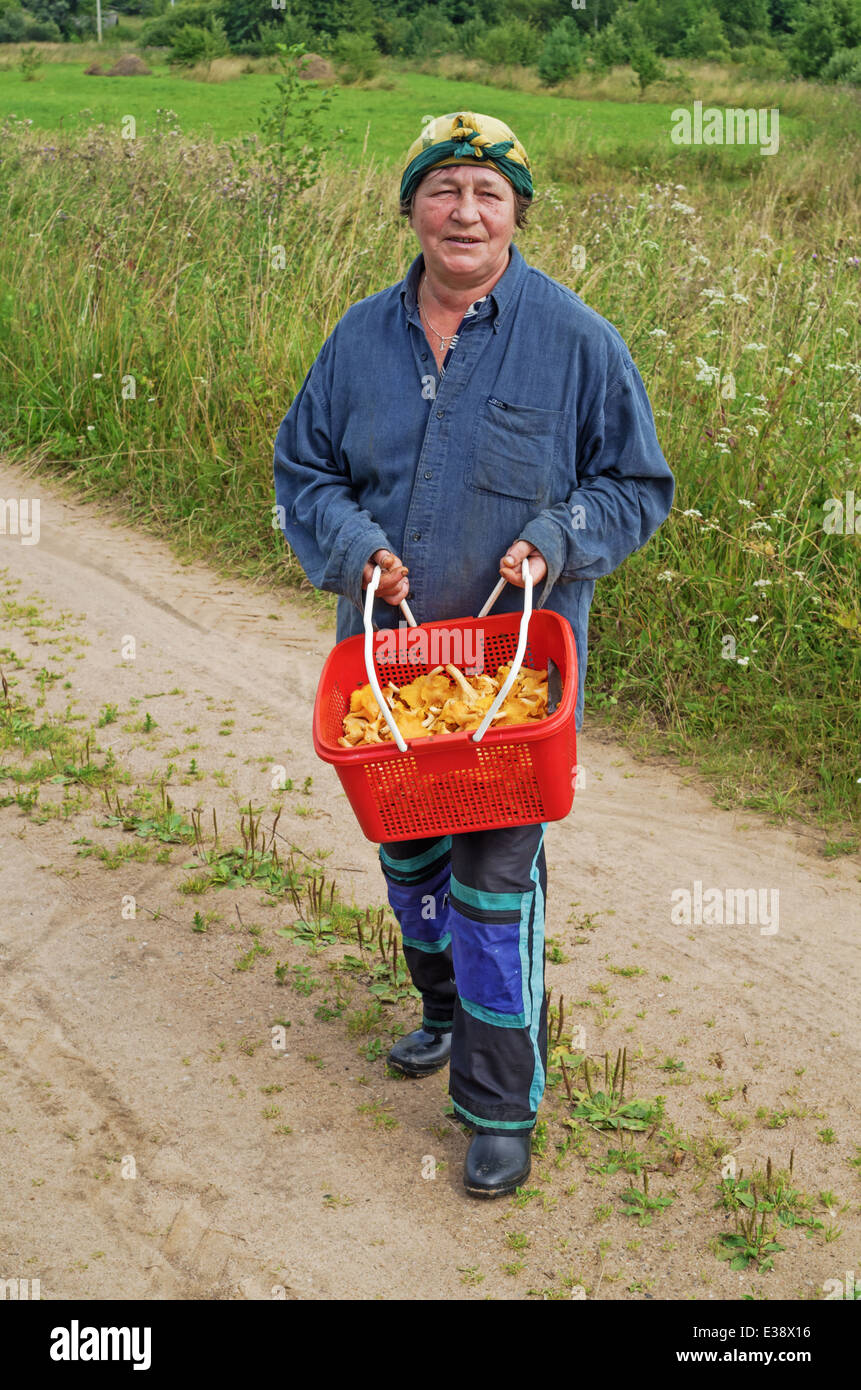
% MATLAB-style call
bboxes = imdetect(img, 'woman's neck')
[420,247,511,318]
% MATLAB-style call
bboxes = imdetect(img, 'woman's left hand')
[499,539,547,588]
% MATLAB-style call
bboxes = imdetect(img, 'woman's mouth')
[447,236,482,245]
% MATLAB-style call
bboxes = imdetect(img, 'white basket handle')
[472,558,533,742]
[364,565,408,752]
[364,559,534,750]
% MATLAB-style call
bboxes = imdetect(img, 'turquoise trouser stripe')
[380,836,451,875]
[449,873,523,913]
[460,996,526,1029]
[525,823,548,1112]
[402,932,452,953]
[452,1100,534,1130]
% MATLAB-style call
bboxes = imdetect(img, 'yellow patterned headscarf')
[399,111,533,204]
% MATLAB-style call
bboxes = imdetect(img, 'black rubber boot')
[463,1132,532,1198]
[387,1027,452,1078]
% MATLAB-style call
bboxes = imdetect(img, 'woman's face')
[409,164,516,286]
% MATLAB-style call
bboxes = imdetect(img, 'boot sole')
[464,1170,530,1199]
[386,1056,450,1079]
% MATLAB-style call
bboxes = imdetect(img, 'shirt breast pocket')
[467,397,564,502]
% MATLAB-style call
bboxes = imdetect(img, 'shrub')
[19,44,41,80]
[822,44,861,83]
[332,31,380,82]
[397,9,458,58]
[0,2,60,43]
[630,42,667,92]
[168,19,230,68]
[140,1,220,49]
[476,18,542,68]
[679,7,730,61]
[538,17,585,86]
[592,9,645,71]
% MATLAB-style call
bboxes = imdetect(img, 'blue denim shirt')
[273,241,675,730]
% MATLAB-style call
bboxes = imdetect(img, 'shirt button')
[412,531,421,542]
[436,409,444,419]
[420,352,428,361]
[424,470,432,480]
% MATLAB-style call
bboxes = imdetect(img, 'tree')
[538,15,584,84]
[790,0,839,74]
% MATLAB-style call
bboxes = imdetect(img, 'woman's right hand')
[362,549,410,606]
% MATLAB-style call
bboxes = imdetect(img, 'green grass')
[0,56,858,832]
[0,56,813,162]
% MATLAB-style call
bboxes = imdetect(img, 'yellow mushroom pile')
[338,662,549,747]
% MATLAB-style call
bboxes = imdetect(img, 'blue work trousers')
[379,823,548,1135]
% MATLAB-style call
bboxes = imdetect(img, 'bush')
[254,41,343,200]
[0,3,61,43]
[630,42,667,92]
[476,17,542,68]
[790,1,839,76]
[19,44,41,79]
[397,9,458,58]
[822,44,861,82]
[592,9,645,71]
[538,16,584,85]
[455,16,484,58]
[140,1,220,49]
[168,19,230,68]
[331,31,380,82]
[679,7,730,61]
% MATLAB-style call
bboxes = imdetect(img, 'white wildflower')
[737,498,754,509]
[730,293,750,304]
[657,571,675,582]
[753,579,772,588]
[736,657,750,666]
[749,521,773,532]
[694,357,720,383]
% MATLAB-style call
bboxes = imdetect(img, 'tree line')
[1,0,859,84]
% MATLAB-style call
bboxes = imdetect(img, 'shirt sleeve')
[516,357,675,608]
[272,327,394,618]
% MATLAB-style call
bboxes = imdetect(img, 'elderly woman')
[273,112,674,1198]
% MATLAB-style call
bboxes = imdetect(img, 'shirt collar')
[400,241,526,329]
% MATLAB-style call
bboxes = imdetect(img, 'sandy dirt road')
[1,458,858,1302]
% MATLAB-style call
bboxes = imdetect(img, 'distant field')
[0,57,812,174]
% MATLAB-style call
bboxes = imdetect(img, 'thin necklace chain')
[418,274,456,353]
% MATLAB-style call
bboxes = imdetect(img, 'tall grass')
[0,99,858,831]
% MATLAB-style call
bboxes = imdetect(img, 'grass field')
[1,49,859,839]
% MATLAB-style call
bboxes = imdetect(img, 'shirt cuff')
[343,526,396,620]
[516,517,565,608]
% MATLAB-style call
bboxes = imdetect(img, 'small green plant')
[619,1172,674,1227]
[256,43,343,199]
[566,1049,664,1133]
[19,46,42,81]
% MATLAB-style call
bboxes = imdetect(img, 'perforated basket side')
[360,740,546,839]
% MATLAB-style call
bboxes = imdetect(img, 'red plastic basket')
[312,595,578,844]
